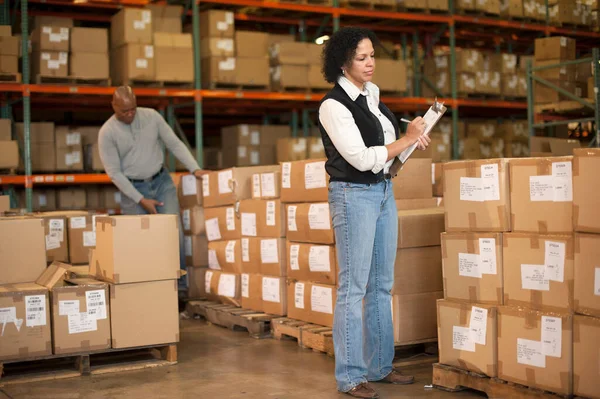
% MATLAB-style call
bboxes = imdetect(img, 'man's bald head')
[112,86,137,125]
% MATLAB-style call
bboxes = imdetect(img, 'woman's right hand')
[405,117,427,144]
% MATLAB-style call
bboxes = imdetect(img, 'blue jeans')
[119,168,186,285]
[328,179,398,392]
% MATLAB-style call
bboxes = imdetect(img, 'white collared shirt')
[318,76,396,174]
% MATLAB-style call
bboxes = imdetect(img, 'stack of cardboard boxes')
[276,135,325,163]
[31,20,70,79]
[221,124,291,168]
[307,43,330,91]
[16,122,56,172]
[0,118,18,170]
[270,41,309,91]
[200,10,236,88]
[70,27,109,81]
[234,30,270,88]
[282,159,336,327]
[533,36,577,104]
[55,126,84,172]
[464,121,504,160]
[0,25,19,77]
[500,120,529,158]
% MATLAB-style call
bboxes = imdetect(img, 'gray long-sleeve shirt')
[98,107,200,203]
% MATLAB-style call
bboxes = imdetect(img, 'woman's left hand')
[417,135,431,151]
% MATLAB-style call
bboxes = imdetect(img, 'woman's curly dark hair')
[322,27,379,84]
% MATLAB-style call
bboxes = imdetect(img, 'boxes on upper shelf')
[110,8,153,48]
[146,4,183,34]
[199,10,234,38]
[154,33,193,82]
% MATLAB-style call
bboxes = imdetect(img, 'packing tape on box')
[530,291,543,309]
[497,360,504,376]
[459,303,468,326]
[457,359,468,370]
[113,273,120,283]
[173,280,178,291]
[80,340,91,351]
[537,221,548,234]
[525,368,537,386]
[568,279,574,309]
[468,286,478,303]
[525,310,538,329]
[111,338,117,347]
[566,238,574,260]
[141,216,150,230]
[496,288,502,304]
[529,234,540,249]
[573,154,580,177]
[468,212,477,229]
[466,234,476,254]
[110,285,116,300]
[486,364,496,377]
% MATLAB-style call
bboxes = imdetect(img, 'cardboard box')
[41,215,69,263]
[237,237,286,277]
[67,214,97,265]
[56,145,84,171]
[0,217,46,284]
[392,158,433,200]
[0,119,10,141]
[110,44,155,85]
[110,8,152,48]
[0,140,18,169]
[154,33,193,82]
[280,159,328,203]
[393,292,442,344]
[0,283,52,361]
[372,59,407,93]
[455,0,476,9]
[262,276,287,316]
[0,35,19,56]
[178,174,203,208]
[208,240,242,274]
[286,241,337,286]
[454,49,484,73]
[489,53,518,74]
[32,51,68,77]
[269,42,309,66]
[57,188,86,210]
[573,315,600,399]
[443,159,511,232]
[221,124,261,147]
[535,79,576,103]
[286,203,334,245]
[110,280,179,348]
[94,215,180,283]
[50,278,111,354]
[467,121,497,141]
[503,233,573,312]
[497,307,572,396]
[199,10,234,38]
[393,246,442,295]
[19,189,56,211]
[235,31,268,58]
[181,206,205,236]
[86,143,103,172]
[270,65,309,91]
[395,198,439,211]
[202,165,280,208]
[428,0,450,10]
[184,235,208,268]
[412,136,451,163]
[267,34,295,47]
[441,232,503,304]
[238,199,286,238]
[101,186,121,210]
[19,142,56,173]
[70,28,108,53]
[277,138,308,163]
[534,36,576,61]
[261,125,292,146]
[33,16,74,28]
[251,171,281,200]
[574,233,600,317]
[204,205,241,242]
[286,280,336,327]
[31,26,69,52]
[477,0,501,14]
[70,53,109,80]
[206,270,241,305]
[187,266,207,298]
[508,157,573,234]
[432,163,444,197]
[240,237,261,274]
[437,300,498,376]
[146,4,183,34]
[308,137,325,159]
[308,64,331,91]
[235,57,270,86]
[241,273,263,312]
[0,195,9,213]
[397,208,445,249]
[534,59,577,81]
[221,145,275,168]
[573,148,600,233]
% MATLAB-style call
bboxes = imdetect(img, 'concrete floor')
[3,319,486,399]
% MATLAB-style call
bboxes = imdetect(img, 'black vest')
[318,83,400,184]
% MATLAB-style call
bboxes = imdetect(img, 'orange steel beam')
[199,0,334,15]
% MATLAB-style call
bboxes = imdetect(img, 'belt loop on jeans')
[128,168,163,184]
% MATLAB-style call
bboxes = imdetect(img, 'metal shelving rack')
[2,0,600,211]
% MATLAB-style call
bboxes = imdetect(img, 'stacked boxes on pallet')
[0,26,19,77]
[0,118,18,170]
[276,134,325,164]
[16,122,56,172]
[533,36,577,105]
[235,31,270,88]
[200,10,236,88]
[221,124,291,168]
[30,19,70,79]
[70,27,109,81]
[307,43,331,91]
[269,40,309,91]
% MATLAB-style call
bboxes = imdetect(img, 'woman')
[318,27,430,399]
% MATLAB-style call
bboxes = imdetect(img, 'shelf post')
[0,0,8,26]
[191,0,203,168]
[22,0,32,212]
[526,59,535,145]
[412,32,420,98]
[332,0,340,32]
[593,48,599,147]
[449,22,459,160]
[291,110,299,138]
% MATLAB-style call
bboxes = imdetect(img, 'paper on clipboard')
[398,99,447,164]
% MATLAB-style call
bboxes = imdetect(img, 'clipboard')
[398,98,447,164]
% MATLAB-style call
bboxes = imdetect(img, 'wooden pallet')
[36,75,111,86]
[432,363,571,399]
[0,73,21,83]
[0,343,176,386]
[535,99,596,114]
[272,317,334,356]
[186,300,276,339]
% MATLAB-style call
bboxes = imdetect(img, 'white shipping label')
[225,12,234,24]
[250,151,259,166]
[49,219,65,242]
[66,132,81,146]
[133,20,145,30]
[260,239,279,264]
[242,238,250,262]
[308,203,331,230]
[251,131,260,145]
[202,175,210,197]
[218,170,233,194]
[45,234,61,250]
[114,192,121,204]
[39,194,47,207]
[290,244,300,270]
[182,175,197,196]
[83,231,96,247]
[541,316,562,358]
[252,174,261,198]
[70,217,86,229]
[226,207,236,231]
[530,175,555,201]
[287,206,298,232]
[205,271,213,294]
[452,326,475,352]
[238,146,247,158]
[311,286,333,314]
[225,241,236,263]
[68,312,97,334]
[135,58,148,69]
[468,306,488,346]
[460,177,484,202]
[182,209,191,231]
[552,162,573,202]
[184,236,192,257]
[521,264,550,291]
[217,39,233,52]
[478,238,497,275]
[25,295,46,327]
[218,274,236,298]
[142,10,151,23]
[86,290,107,320]
[266,201,276,226]
[282,163,292,188]
[218,58,235,71]
[309,246,331,272]
[241,212,257,236]
[205,218,222,241]
[0,307,16,324]
[217,21,228,31]
[304,161,327,189]
[262,277,281,303]
[544,241,566,283]
[42,52,51,61]
[517,338,546,368]
[595,268,600,296]
[431,164,436,185]
[458,253,482,278]
[59,300,80,316]
[241,274,250,298]
[480,164,500,201]
[295,282,305,309]
[208,249,220,270]
[261,173,276,197]
[49,33,62,42]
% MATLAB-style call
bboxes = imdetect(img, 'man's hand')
[193,169,209,180]
[417,135,431,151]
[139,198,163,214]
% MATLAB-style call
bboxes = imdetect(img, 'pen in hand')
[400,118,412,123]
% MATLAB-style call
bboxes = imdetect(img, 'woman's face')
[344,38,375,88]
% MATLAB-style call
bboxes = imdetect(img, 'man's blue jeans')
[119,168,186,286]
[328,179,398,392]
